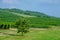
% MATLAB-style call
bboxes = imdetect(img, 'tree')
[15,18,30,36]
[4,24,7,29]
[0,24,4,29]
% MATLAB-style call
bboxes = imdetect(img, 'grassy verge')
[0,27,60,40]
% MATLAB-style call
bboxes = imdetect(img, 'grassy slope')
[0,10,21,24]
[6,8,51,17]
[4,8,60,26]
[10,12,36,17]
[28,17,60,26]
[0,8,60,26]
[0,27,60,40]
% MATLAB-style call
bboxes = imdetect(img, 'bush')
[7,25,10,29]
[0,24,10,29]
[15,18,30,36]
[0,24,4,29]
[4,25,7,29]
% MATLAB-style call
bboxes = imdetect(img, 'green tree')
[15,18,30,36]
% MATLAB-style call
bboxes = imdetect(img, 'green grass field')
[0,8,60,40]
[0,27,60,40]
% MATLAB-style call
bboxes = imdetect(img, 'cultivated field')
[0,27,60,40]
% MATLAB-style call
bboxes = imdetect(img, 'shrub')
[0,24,4,29]
[4,25,7,29]
[7,25,10,29]
[15,18,30,36]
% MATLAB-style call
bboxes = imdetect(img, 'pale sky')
[0,0,60,17]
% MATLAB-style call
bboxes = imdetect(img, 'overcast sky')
[0,0,60,17]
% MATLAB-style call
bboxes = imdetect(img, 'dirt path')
[0,28,48,36]
[30,28,48,30]
[1,27,60,36]
[10,12,36,17]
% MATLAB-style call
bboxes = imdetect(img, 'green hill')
[0,9,21,24]
[3,8,52,17]
[0,8,60,27]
